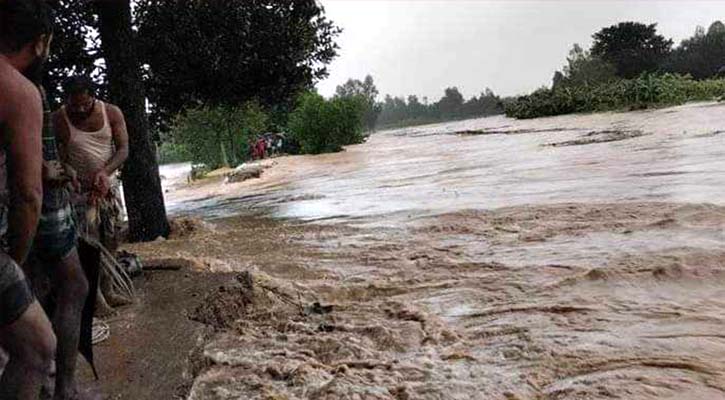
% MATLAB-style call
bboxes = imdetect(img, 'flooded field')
[139,102,725,399]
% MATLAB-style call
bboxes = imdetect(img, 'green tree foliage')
[666,22,725,79]
[287,92,366,154]
[552,71,565,89]
[553,44,616,89]
[335,75,382,132]
[506,73,725,119]
[406,95,428,120]
[158,142,192,165]
[135,0,341,129]
[461,88,503,117]
[44,1,100,107]
[377,87,503,128]
[377,95,413,127]
[437,87,465,119]
[591,22,673,79]
[512,20,725,120]
[709,21,725,36]
[171,102,269,169]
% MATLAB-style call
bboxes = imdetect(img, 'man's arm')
[51,111,81,192]
[90,105,128,197]
[52,110,70,163]
[103,104,129,175]
[5,83,43,266]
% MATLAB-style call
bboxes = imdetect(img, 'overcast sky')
[316,0,725,101]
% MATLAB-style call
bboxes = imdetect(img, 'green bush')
[287,92,366,154]
[158,142,192,164]
[505,73,725,119]
[170,102,268,169]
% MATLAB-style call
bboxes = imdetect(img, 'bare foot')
[94,291,116,317]
[104,291,133,308]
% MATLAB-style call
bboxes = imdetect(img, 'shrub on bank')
[505,74,725,119]
[158,142,192,165]
[165,93,367,172]
[287,92,366,154]
[170,102,268,169]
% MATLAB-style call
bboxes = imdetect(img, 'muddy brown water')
[103,102,725,399]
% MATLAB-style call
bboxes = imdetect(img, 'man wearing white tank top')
[54,77,130,317]
[53,76,129,253]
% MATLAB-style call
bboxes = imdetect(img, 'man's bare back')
[0,54,54,400]
[0,57,43,264]
[0,60,41,118]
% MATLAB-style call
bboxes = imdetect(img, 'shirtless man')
[0,1,57,399]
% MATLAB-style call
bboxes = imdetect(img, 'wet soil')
[78,268,234,400]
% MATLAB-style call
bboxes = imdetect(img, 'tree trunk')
[220,140,229,168]
[95,0,170,242]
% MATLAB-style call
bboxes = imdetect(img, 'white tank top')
[62,101,115,189]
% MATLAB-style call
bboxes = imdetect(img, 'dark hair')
[63,75,95,97]
[0,0,54,53]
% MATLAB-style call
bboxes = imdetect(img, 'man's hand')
[61,163,80,193]
[93,170,111,197]
[42,160,66,184]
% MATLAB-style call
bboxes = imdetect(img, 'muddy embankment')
[92,101,725,399]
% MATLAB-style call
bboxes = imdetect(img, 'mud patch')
[695,130,725,138]
[546,129,648,147]
[191,271,303,330]
[454,127,580,136]
[168,217,216,239]
[632,171,691,178]
[75,268,237,400]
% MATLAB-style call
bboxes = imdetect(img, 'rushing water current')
[151,102,725,399]
[163,101,725,222]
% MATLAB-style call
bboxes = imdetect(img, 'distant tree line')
[552,20,725,89]
[335,76,504,130]
[509,20,725,119]
[666,21,725,79]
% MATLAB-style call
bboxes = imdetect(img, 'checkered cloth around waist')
[38,201,74,237]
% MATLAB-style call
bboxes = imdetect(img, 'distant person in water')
[0,1,57,398]
[254,137,267,160]
[54,76,129,313]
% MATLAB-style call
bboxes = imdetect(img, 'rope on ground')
[92,318,110,345]
[99,244,136,300]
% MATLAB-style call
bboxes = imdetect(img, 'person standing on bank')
[55,76,130,313]
[0,1,57,398]
[33,83,89,400]
[54,76,129,253]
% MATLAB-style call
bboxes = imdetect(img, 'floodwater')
[146,102,725,399]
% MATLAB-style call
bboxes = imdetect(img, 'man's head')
[63,76,96,122]
[0,0,54,83]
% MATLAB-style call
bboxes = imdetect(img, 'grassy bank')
[505,74,725,119]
